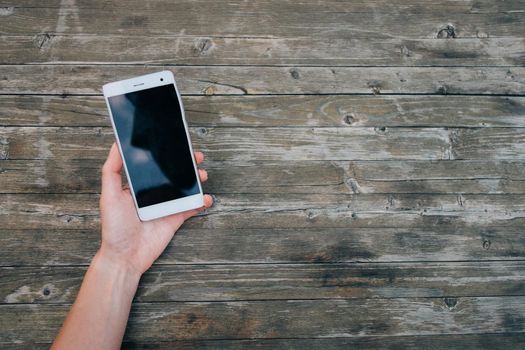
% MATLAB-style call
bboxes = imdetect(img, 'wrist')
[93,250,143,287]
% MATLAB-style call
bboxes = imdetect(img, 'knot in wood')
[444,297,458,309]
[387,195,394,208]
[437,85,448,95]
[400,45,411,57]
[187,313,198,324]
[482,240,491,250]
[289,69,300,79]
[476,31,489,39]
[437,24,457,39]
[506,69,516,81]
[343,114,355,125]
[43,287,51,296]
[33,33,54,50]
[203,85,217,96]
[366,80,382,95]
[374,126,387,134]
[193,38,213,56]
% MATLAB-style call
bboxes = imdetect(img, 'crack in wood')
[196,79,248,95]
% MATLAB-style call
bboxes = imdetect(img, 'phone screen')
[108,84,199,208]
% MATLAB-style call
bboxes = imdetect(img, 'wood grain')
[2,35,524,66]
[1,262,524,304]
[1,65,523,95]
[0,126,451,161]
[1,297,524,344]
[2,95,524,128]
[4,334,525,350]
[1,193,525,230]
[2,159,525,195]
[3,126,525,161]
[120,334,525,350]
[1,0,524,346]
[1,223,524,266]
[1,0,523,39]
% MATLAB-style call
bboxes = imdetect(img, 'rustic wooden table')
[1,0,525,348]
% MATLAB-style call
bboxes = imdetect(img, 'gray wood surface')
[1,0,524,348]
[6,125,525,161]
[1,225,524,265]
[1,334,524,350]
[4,95,525,128]
[4,159,525,194]
[1,297,524,343]
[2,193,525,230]
[2,95,525,128]
[1,65,524,95]
[2,262,525,303]
[3,35,524,66]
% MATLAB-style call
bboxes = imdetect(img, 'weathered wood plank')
[344,160,525,194]
[3,35,524,66]
[3,126,525,161]
[3,159,525,195]
[1,66,523,95]
[2,262,524,304]
[1,0,523,39]
[0,95,107,127]
[1,297,524,343]
[2,95,524,128]
[7,334,525,350]
[1,193,525,230]
[119,333,525,350]
[0,126,454,161]
[2,225,523,266]
[452,128,525,160]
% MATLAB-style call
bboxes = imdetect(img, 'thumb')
[101,143,123,195]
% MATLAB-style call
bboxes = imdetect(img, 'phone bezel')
[102,70,204,221]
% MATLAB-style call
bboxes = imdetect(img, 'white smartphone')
[102,71,203,221]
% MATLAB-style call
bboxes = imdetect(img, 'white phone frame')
[102,70,203,221]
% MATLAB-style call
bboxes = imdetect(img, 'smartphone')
[102,71,203,221]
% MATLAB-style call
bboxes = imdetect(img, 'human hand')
[98,143,213,277]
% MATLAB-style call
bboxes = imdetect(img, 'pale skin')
[51,143,213,350]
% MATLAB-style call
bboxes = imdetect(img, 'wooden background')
[1,0,525,348]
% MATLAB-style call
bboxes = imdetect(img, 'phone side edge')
[101,93,144,220]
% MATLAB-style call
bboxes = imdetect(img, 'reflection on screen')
[108,84,199,208]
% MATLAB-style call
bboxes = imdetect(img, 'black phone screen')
[108,84,199,208]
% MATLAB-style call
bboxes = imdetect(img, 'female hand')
[98,143,213,277]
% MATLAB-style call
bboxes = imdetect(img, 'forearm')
[51,251,141,350]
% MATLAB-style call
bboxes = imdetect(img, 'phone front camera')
[160,78,164,81]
